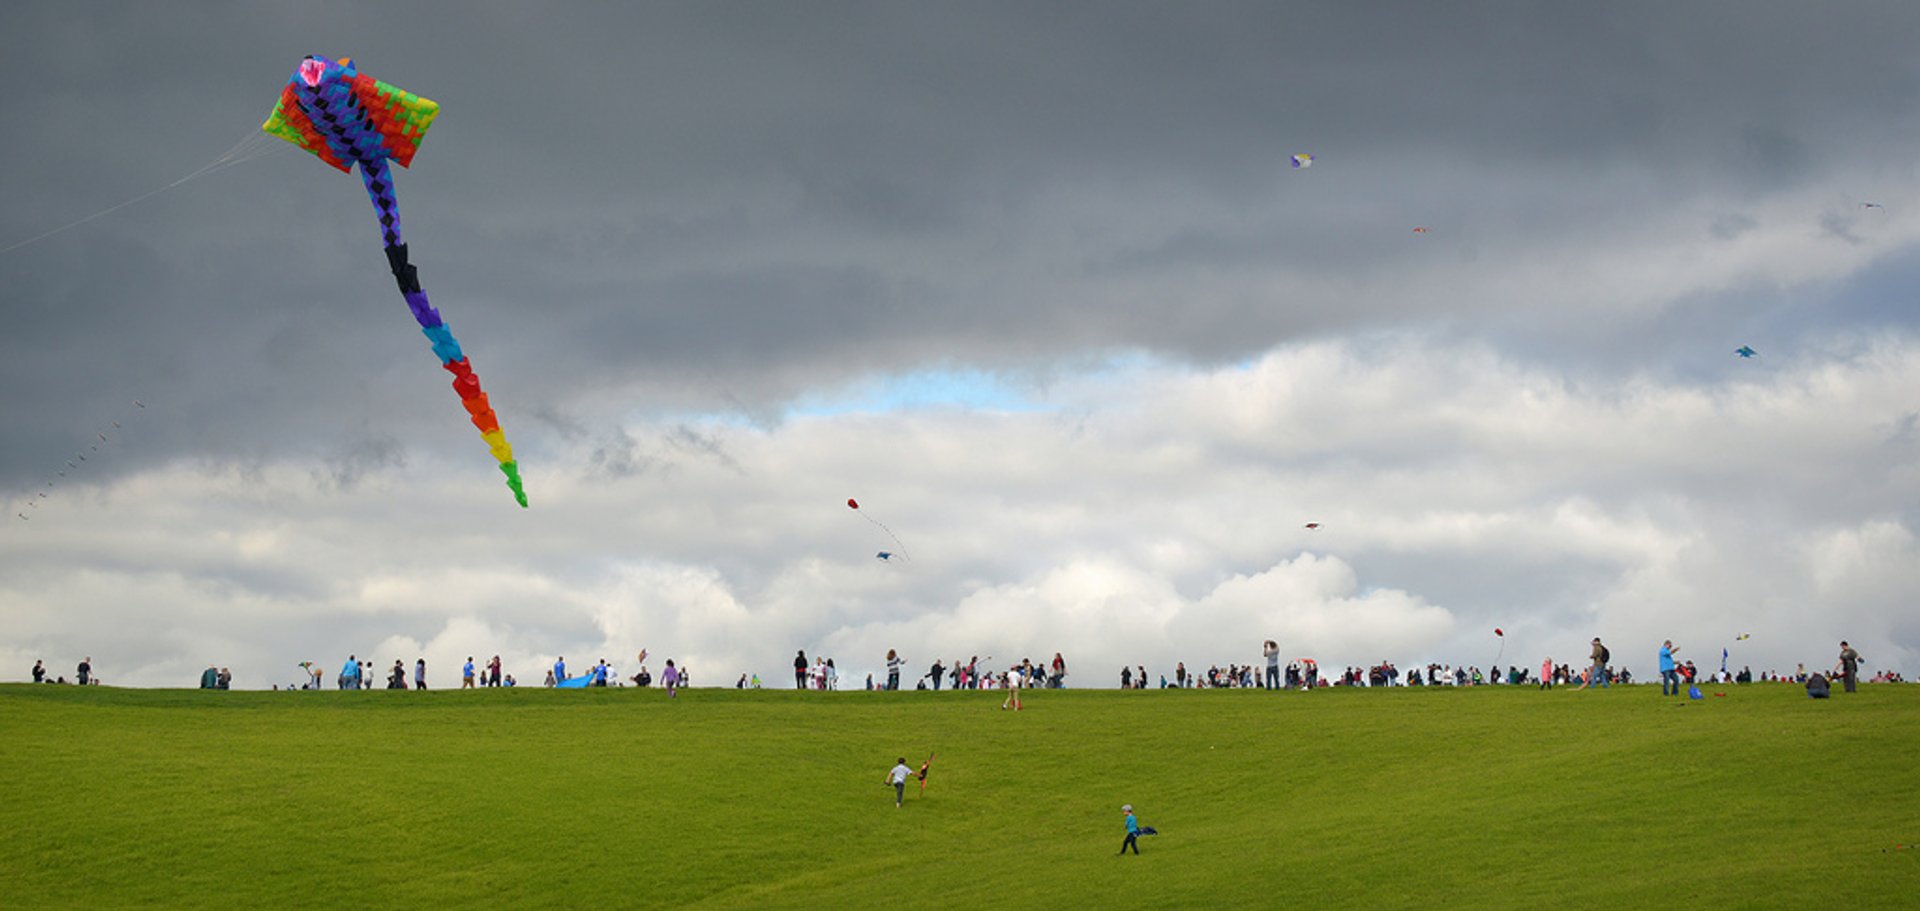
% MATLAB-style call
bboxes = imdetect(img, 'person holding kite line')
[885,757,912,807]
[886,649,905,690]
[1658,640,1682,697]
[1263,640,1281,690]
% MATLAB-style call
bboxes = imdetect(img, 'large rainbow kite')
[263,56,526,507]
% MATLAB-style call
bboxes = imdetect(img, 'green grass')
[1,683,1913,908]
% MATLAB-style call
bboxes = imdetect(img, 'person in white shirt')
[884,757,912,807]
[1001,664,1024,711]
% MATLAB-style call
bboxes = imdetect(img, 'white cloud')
[9,333,1916,686]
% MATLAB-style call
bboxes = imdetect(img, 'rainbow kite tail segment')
[361,159,527,507]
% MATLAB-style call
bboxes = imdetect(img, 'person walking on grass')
[1579,638,1609,689]
[1658,640,1682,696]
[415,658,428,690]
[662,659,681,697]
[886,649,904,690]
[1539,656,1554,690]
[794,650,809,689]
[1118,805,1142,855]
[885,757,912,807]
[339,654,358,690]
[462,657,476,689]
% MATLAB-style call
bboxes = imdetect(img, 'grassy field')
[0,682,1913,908]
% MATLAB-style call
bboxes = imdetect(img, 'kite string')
[0,129,287,256]
[858,512,911,561]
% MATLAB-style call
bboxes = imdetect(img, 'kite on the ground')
[263,56,526,507]
[847,498,909,561]
[917,751,935,795]
[1291,153,1314,169]
[1735,346,1758,358]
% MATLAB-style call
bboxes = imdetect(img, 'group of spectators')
[27,657,95,685]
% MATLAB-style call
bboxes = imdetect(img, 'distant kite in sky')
[1735,346,1758,359]
[1861,202,1884,210]
[876,552,895,562]
[263,56,526,507]
[1303,522,1320,530]
[1411,226,1430,234]
[1494,628,1505,663]
[1291,153,1314,169]
[847,498,910,561]
[18,399,146,523]
[1736,633,1751,641]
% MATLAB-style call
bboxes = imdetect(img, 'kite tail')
[360,160,528,508]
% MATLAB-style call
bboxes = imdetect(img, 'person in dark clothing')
[1806,672,1831,699]
[794,650,808,689]
[76,657,92,685]
[32,660,45,683]
[1837,641,1862,693]
[927,659,944,691]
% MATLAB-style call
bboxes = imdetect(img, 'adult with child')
[1658,639,1682,697]
[1837,641,1862,693]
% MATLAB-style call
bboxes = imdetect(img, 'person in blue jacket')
[1119,805,1142,855]
[1658,640,1682,696]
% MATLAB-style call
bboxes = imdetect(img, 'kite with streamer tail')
[263,56,526,507]
[847,498,909,561]
[1493,628,1505,664]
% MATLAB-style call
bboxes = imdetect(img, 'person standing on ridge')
[1837,641,1863,693]
[1658,640,1682,697]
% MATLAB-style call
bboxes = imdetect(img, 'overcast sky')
[4,1,1917,689]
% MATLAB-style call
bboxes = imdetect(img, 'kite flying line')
[0,130,289,256]
[847,498,909,561]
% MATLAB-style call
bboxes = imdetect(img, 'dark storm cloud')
[6,0,1920,490]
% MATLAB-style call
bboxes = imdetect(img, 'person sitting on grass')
[1806,672,1831,699]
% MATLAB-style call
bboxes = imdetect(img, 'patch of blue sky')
[786,366,1053,417]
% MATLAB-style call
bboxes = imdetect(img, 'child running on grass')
[885,757,912,807]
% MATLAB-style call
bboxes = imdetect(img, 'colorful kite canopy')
[263,56,526,507]
[1291,153,1314,169]
[1734,346,1758,359]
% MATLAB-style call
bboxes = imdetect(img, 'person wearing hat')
[885,757,912,807]
[1119,805,1142,855]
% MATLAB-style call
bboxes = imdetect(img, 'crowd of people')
[14,638,1904,693]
